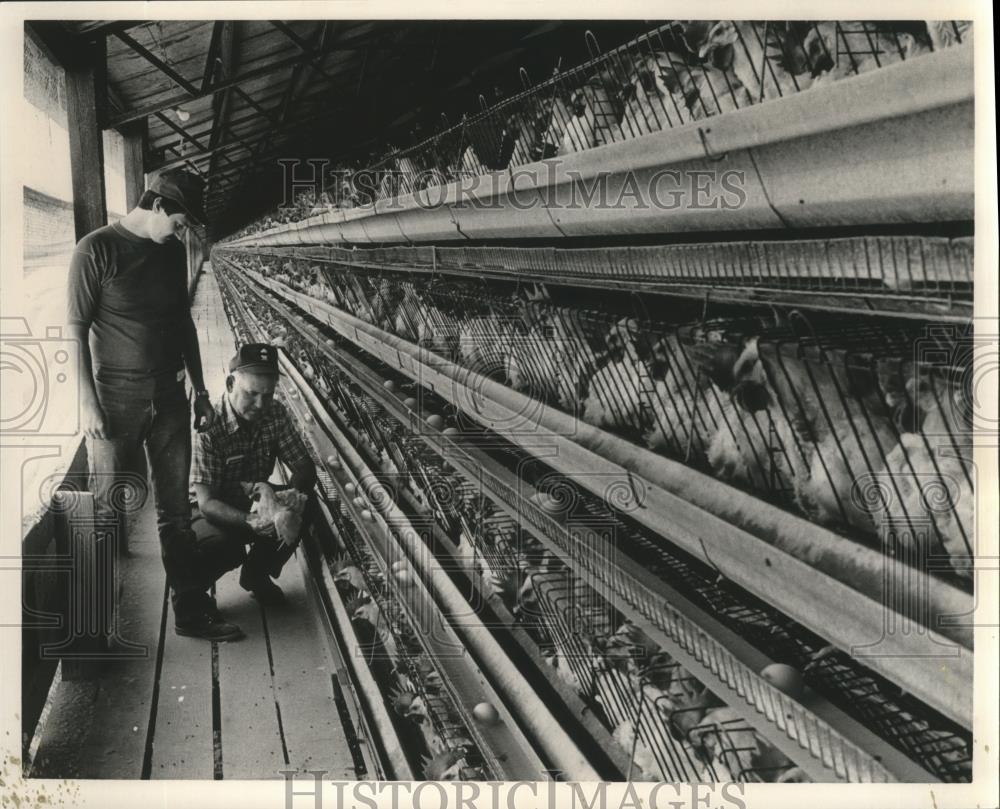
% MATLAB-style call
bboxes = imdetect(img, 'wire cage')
[355,20,972,205]
[217,270,495,781]
[296,235,976,309]
[230,253,975,583]
[215,258,974,781]
[223,19,972,236]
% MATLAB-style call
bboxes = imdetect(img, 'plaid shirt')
[191,393,313,510]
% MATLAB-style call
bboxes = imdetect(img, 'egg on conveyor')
[473,702,500,724]
[760,663,805,699]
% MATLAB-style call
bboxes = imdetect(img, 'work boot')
[175,611,245,641]
[247,578,286,606]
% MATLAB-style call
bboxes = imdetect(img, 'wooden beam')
[208,25,237,145]
[268,20,338,82]
[64,20,147,39]
[154,113,243,176]
[150,81,356,172]
[65,36,108,238]
[231,85,279,125]
[121,119,148,211]
[207,21,238,195]
[201,21,226,92]
[114,29,200,96]
[108,51,312,128]
[154,112,207,152]
[235,22,333,199]
[163,145,206,180]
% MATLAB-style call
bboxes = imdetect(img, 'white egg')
[472,703,500,724]
[760,663,805,698]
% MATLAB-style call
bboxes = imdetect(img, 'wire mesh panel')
[238,236,974,316]
[226,253,976,583]
[214,256,974,781]
[221,20,972,238]
[216,272,497,782]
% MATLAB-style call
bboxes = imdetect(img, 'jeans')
[191,485,315,599]
[190,512,296,594]
[88,368,202,620]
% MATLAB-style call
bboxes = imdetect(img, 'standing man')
[67,170,238,641]
[190,344,317,611]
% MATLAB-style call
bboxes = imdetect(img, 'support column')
[65,36,108,240]
[121,119,148,212]
[60,35,112,680]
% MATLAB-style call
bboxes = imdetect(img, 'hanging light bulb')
[175,107,191,122]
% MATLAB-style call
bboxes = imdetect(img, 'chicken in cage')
[581,316,652,435]
[612,51,696,141]
[803,22,932,88]
[753,323,974,578]
[216,259,975,782]
[234,18,973,234]
[697,21,815,101]
[317,480,494,779]
[871,360,974,575]
[237,254,974,587]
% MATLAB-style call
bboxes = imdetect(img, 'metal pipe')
[214,271,414,780]
[251,278,971,729]
[294,362,603,781]
[306,517,415,781]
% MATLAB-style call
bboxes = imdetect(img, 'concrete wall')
[22,187,76,271]
[22,28,127,243]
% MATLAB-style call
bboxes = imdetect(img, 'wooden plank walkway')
[29,264,359,780]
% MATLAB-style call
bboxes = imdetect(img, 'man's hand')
[193,395,216,432]
[274,508,303,547]
[245,511,277,539]
[82,398,109,439]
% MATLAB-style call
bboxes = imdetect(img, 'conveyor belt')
[222,235,974,322]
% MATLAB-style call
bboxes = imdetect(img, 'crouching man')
[187,343,317,631]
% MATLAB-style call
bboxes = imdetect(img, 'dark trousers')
[183,487,315,616]
[88,370,206,621]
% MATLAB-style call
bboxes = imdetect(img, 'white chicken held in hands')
[244,482,308,547]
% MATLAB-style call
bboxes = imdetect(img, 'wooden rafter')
[268,20,338,82]
[231,84,280,125]
[233,22,335,200]
[207,22,238,195]
[114,29,200,96]
[152,98,348,175]
[201,20,226,92]
[108,50,316,128]
[155,111,240,171]
[150,69,361,166]
[63,20,147,38]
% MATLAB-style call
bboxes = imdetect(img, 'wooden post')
[121,119,148,212]
[59,36,113,677]
[64,36,108,240]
